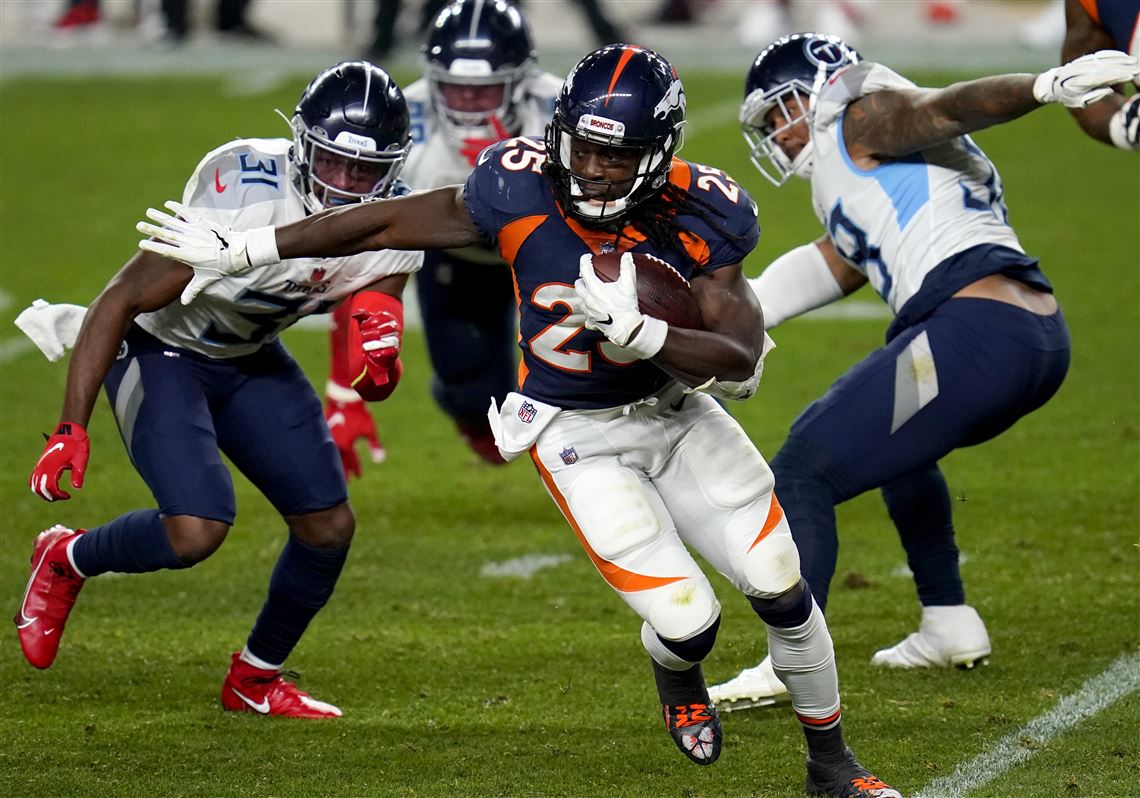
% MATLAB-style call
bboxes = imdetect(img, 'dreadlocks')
[619,181,744,270]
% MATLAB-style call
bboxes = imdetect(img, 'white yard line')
[481,553,573,579]
[915,650,1140,798]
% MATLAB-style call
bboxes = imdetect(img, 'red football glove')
[459,115,511,166]
[324,396,386,480]
[352,310,401,387]
[30,422,89,502]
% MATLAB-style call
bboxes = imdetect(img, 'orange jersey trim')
[1077,0,1100,24]
[530,449,686,593]
[498,214,548,267]
[747,494,784,552]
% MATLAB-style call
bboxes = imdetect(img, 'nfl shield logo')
[559,447,579,465]
[599,242,616,254]
[518,401,537,423]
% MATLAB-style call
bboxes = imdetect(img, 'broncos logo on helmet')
[544,44,687,223]
[740,33,860,186]
[290,61,412,212]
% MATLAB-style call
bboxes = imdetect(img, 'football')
[591,251,704,330]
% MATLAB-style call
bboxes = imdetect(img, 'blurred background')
[2,0,1069,81]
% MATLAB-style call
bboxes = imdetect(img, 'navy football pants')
[772,298,1070,610]
[104,325,347,522]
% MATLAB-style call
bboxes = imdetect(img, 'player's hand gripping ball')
[589,250,704,330]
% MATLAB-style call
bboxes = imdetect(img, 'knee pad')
[658,614,721,663]
[749,579,814,628]
[646,579,721,642]
[741,516,801,598]
[567,467,661,561]
[681,412,774,509]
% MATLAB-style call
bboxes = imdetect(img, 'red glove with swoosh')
[459,115,511,166]
[30,422,89,502]
[343,290,404,402]
[353,310,401,387]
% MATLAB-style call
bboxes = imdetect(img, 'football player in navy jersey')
[706,34,1137,711]
[1062,0,1140,149]
[16,62,421,719]
[142,43,902,798]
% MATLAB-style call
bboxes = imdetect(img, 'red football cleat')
[14,525,86,669]
[221,652,343,719]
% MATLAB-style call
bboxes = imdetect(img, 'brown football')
[591,251,704,330]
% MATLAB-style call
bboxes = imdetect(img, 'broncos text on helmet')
[740,33,860,186]
[544,44,687,223]
[290,61,412,212]
[423,0,536,146]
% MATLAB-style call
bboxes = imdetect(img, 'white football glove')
[136,201,280,305]
[573,252,668,360]
[1109,94,1140,150]
[1033,50,1140,109]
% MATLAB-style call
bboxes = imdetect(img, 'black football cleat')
[652,659,723,765]
[806,748,903,797]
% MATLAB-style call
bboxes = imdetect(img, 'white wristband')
[624,316,668,360]
[749,242,844,329]
[245,226,281,267]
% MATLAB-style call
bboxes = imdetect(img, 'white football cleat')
[871,605,991,669]
[707,654,789,712]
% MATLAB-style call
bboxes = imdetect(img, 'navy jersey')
[463,136,760,409]
[1080,0,1139,54]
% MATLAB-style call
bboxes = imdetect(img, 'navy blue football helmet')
[423,0,536,143]
[740,33,860,186]
[545,44,686,223]
[290,61,411,211]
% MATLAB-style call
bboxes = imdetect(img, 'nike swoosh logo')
[42,628,55,636]
[215,168,227,193]
[45,442,65,456]
[598,315,613,326]
[230,687,270,714]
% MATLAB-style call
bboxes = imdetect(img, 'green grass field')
[1,69,1137,798]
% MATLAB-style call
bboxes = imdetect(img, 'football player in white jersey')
[401,0,560,463]
[15,62,422,719]
[709,34,1138,710]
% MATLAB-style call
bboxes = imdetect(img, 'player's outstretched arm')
[844,51,1140,160]
[140,187,484,304]
[30,250,188,501]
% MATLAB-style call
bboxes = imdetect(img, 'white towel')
[14,299,88,362]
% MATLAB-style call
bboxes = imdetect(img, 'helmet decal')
[652,79,685,120]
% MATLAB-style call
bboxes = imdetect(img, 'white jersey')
[136,138,422,358]
[810,62,1026,315]
[403,71,562,189]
